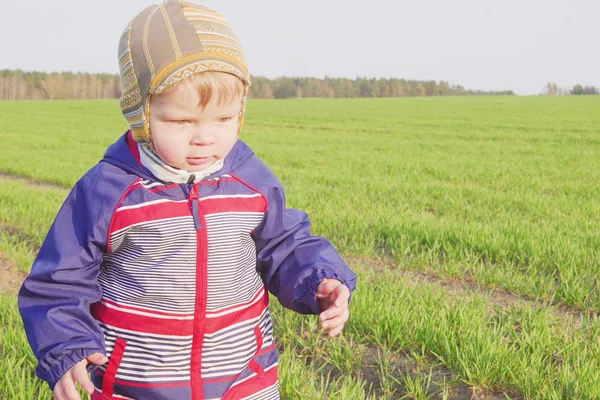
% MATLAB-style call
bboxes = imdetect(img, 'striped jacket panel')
[89,172,279,399]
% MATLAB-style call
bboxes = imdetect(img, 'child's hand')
[53,352,108,400]
[316,278,350,337]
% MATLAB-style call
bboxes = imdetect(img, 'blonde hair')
[159,71,245,109]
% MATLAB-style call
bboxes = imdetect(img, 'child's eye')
[218,116,234,123]
[173,120,191,125]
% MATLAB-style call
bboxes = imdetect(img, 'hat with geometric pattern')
[118,0,251,143]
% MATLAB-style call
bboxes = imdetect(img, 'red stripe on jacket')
[91,289,269,337]
[222,366,278,400]
[204,289,269,334]
[110,196,266,233]
[91,301,194,336]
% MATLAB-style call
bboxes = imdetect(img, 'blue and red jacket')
[18,132,356,400]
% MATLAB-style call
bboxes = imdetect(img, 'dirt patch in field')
[0,171,66,191]
[0,224,40,256]
[0,224,35,295]
[345,256,586,329]
[0,223,37,245]
[0,253,26,295]
[357,346,515,400]
[290,338,516,400]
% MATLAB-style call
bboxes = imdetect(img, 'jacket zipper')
[189,183,208,400]
[189,184,202,229]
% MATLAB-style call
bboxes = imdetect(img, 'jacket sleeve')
[251,179,357,315]
[17,164,133,389]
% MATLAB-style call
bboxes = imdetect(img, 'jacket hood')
[101,131,255,183]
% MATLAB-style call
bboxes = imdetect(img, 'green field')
[1,96,599,399]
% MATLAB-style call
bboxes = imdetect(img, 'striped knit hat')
[118,0,250,143]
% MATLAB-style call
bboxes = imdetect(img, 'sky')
[1,0,598,95]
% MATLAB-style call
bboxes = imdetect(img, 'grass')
[1,96,600,398]
[1,97,599,309]
[0,294,52,399]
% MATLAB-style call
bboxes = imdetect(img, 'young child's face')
[149,81,242,172]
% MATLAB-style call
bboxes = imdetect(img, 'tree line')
[249,76,514,98]
[543,82,599,96]
[0,70,121,100]
[0,69,515,101]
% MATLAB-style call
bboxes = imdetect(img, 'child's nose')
[190,127,215,146]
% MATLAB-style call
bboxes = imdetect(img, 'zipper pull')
[189,184,198,200]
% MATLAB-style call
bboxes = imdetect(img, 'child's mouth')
[187,157,211,165]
